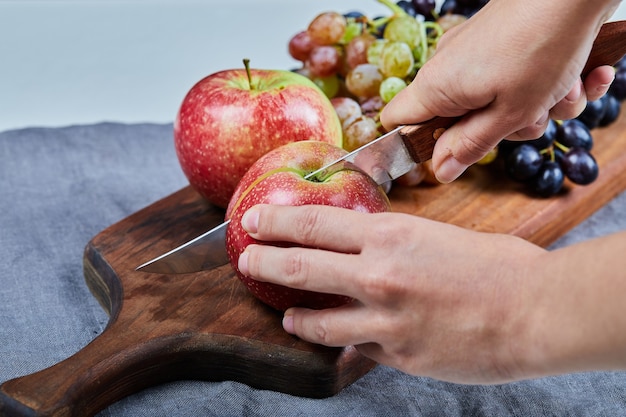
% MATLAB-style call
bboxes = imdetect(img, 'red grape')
[307,12,347,46]
[307,45,342,78]
[288,31,316,62]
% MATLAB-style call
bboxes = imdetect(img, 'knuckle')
[294,206,325,246]
[511,124,544,141]
[550,100,586,121]
[361,266,405,303]
[457,131,498,165]
[281,249,310,287]
[312,318,334,345]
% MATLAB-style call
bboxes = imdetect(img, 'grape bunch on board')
[287,0,626,197]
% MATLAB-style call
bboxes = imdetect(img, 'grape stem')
[417,22,429,67]
[540,147,557,163]
[554,141,570,153]
[376,0,408,17]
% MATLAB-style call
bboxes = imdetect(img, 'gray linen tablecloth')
[1,122,626,416]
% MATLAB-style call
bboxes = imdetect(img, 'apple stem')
[243,58,254,90]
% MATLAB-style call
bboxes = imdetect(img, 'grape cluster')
[288,0,626,196]
[288,0,451,159]
[501,63,626,197]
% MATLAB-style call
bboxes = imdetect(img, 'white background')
[1,0,625,133]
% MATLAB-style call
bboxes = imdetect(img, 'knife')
[135,117,455,274]
[136,20,626,275]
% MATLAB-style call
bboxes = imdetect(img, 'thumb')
[380,67,468,131]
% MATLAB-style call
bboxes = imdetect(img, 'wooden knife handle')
[397,117,458,164]
[582,20,626,78]
[398,20,626,165]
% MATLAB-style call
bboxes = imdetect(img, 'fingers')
[549,79,587,121]
[238,244,364,299]
[281,303,377,347]
[430,105,522,183]
[550,66,615,120]
[241,204,367,254]
[583,65,615,101]
[504,111,550,142]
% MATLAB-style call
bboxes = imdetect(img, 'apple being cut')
[174,61,343,208]
[225,140,392,311]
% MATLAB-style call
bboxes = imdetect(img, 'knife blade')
[136,19,626,274]
[135,117,455,274]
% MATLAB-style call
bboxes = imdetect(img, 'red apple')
[174,61,343,208]
[225,140,392,311]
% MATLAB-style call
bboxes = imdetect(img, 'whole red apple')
[225,140,392,311]
[174,61,343,208]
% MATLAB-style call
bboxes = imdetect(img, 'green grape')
[380,77,407,103]
[312,74,340,99]
[379,41,414,78]
[341,21,363,44]
[366,39,388,66]
[383,15,422,50]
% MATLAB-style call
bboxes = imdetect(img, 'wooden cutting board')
[2,114,626,417]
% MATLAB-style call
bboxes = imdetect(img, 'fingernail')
[435,156,467,184]
[565,81,582,103]
[282,310,295,334]
[241,207,259,234]
[238,249,250,276]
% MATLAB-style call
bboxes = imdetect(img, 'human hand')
[380,0,618,183]
[237,204,549,384]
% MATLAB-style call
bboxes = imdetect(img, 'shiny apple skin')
[225,141,391,311]
[174,69,343,208]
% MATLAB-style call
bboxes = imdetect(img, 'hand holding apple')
[225,140,391,311]
[174,60,343,208]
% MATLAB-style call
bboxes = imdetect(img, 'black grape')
[609,68,626,101]
[396,1,418,17]
[556,119,593,151]
[577,97,607,129]
[532,161,564,197]
[411,0,437,20]
[599,94,621,127]
[506,144,543,181]
[561,148,599,185]
[527,118,557,149]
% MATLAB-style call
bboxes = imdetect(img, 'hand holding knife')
[136,20,626,275]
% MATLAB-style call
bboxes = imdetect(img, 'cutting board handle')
[0,320,169,417]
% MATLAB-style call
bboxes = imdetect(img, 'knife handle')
[582,20,626,78]
[397,117,459,164]
[396,20,626,166]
